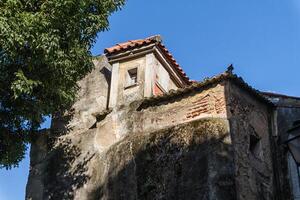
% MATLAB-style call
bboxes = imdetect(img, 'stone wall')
[26,64,278,200]
[226,82,275,200]
[264,94,300,200]
[26,77,231,199]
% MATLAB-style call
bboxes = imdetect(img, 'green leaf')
[0,0,125,168]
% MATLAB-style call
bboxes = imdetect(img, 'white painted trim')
[107,45,188,88]
[153,47,186,87]
[144,53,155,97]
[108,63,120,108]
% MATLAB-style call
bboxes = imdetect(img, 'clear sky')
[1,0,300,199]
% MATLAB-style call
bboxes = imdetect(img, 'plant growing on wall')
[0,0,125,169]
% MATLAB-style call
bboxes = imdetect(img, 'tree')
[0,0,124,169]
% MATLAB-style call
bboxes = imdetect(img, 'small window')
[249,134,261,159]
[125,68,138,88]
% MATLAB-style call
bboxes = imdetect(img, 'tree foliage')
[0,0,124,168]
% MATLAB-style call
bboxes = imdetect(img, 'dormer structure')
[105,35,192,108]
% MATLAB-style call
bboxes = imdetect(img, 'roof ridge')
[262,91,300,100]
[136,68,274,110]
[104,35,192,85]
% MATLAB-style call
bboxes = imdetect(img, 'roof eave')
[105,42,191,87]
[138,72,275,110]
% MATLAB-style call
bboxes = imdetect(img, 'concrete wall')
[226,82,275,200]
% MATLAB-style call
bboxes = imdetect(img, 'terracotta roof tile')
[104,35,192,85]
[104,36,157,55]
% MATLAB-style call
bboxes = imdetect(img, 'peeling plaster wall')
[226,82,274,200]
[51,56,111,135]
[27,78,232,200]
[26,56,112,199]
[153,56,178,91]
[26,60,279,200]
[132,83,227,134]
[111,53,180,106]
[115,56,146,106]
[93,83,227,155]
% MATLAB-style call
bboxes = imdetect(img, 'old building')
[26,35,300,200]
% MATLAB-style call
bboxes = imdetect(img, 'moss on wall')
[27,118,235,200]
[97,118,234,200]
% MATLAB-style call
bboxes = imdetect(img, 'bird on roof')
[226,64,234,74]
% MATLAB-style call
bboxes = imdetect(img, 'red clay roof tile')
[104,35,192,85]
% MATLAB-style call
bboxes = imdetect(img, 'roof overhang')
[104,36,191,86]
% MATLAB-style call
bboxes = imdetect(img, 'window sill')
[124,83,138,90]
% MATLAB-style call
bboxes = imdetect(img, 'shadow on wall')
[44,138,93,199]
[40,118,236,200]
[94,118,236,200]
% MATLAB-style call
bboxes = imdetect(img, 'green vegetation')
[0,0,124,168]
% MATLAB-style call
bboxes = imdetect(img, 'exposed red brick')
[153,83,164,96]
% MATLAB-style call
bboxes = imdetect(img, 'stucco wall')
[153,56,178,91]
[117,56,146,106]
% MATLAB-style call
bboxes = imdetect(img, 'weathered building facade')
[26,35,300,200]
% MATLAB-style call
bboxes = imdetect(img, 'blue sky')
[1,0,300,199]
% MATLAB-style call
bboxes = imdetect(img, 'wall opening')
[249,134,261,159]
[125,67,138,88]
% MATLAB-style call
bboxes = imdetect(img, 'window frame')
[124,67,138,89]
